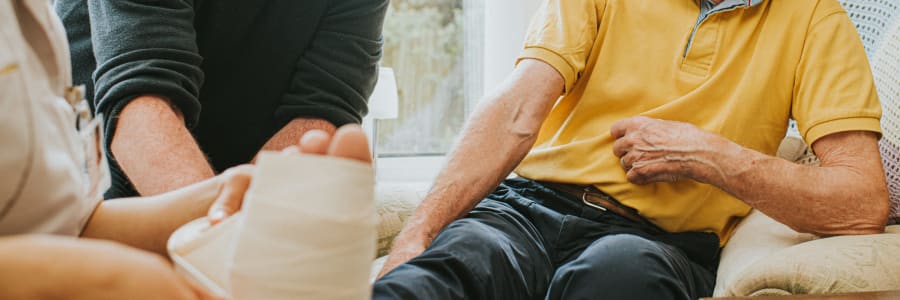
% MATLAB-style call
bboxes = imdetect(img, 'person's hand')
[611,116,741,185]
[375,227,430,280]
[207,164,254,225]
[0,235,219,300]
[206,124,372,224]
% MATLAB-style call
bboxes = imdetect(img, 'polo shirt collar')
[702,0,764,9]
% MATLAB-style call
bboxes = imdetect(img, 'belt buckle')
[581,187,607,212]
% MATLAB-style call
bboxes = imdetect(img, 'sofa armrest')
[714,210,819,296]
[370,182,428,281]
[375,182,430,257]
[776,134,820,165]
[725,226,900,297]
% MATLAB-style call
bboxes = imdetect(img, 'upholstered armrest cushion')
[371,182,429,281]
[375,182,430,256]
[714,209,900,297]
[714,210,818,296]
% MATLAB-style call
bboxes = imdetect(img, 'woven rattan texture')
[842,0,899,219]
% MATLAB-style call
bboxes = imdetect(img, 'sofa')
[370,0,900,295]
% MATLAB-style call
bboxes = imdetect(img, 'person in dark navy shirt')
[56,0,387,198]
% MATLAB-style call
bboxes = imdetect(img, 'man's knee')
[561,234,665,277]
[375,216,550,300]
[549,234,690,299]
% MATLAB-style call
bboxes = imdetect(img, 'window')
[375,0,484,158]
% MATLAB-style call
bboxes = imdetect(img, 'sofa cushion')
[366,182,429,282]
[713,210,818,296]
[714,209,900,297]
[726,226,900,296]
[375,182,430,256]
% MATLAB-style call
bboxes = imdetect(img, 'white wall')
[482,0,542,95]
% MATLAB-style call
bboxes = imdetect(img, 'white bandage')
[168,152,375,299]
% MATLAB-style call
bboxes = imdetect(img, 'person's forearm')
[398,61,563,244]
[81,176,222,255]
[258,118,337,154]
[0,236,50,299]
[702,131,889,235]
[112,95,215,196]
[0,236,103,299]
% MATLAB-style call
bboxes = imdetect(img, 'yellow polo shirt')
[514,0,882,244]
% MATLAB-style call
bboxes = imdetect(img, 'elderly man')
[54,0,387,198]
[373,0,889,299]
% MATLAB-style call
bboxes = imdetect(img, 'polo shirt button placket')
[681,15,721,77]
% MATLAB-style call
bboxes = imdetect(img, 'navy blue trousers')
[372,178,720,300]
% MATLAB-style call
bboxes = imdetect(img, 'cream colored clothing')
[0,0,105,236]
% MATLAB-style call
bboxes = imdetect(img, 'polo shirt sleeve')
[516,0,604,93]
[792,5,882,146]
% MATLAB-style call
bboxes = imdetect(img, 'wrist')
[691,134,745,186]
[395,217,442,248]
[259,118,336,153]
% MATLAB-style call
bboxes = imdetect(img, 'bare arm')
[613,118,889,236]
[112,96,215,196]
[94,120,367,255]
[80,164,252,256]
[717,131,889,235]
[378,59,564,276]
[258,118,336,153]
[79,174,223,255]
[0,236,215,299]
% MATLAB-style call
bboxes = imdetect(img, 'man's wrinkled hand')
[610,116,739,185]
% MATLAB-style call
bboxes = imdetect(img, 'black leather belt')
[540,181,656,227]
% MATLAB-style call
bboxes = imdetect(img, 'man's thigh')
[373,197,557,300]
[547,234,715,300]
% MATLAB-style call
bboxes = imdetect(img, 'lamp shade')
[368,67,400,119]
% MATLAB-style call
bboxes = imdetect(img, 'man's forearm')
[112,95,215,196]
[614,118,888,236]
[398,60,563,244]
[706,131,889,235]
[259,118,337,154]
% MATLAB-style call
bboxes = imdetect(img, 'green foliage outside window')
[377,0,467,156]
